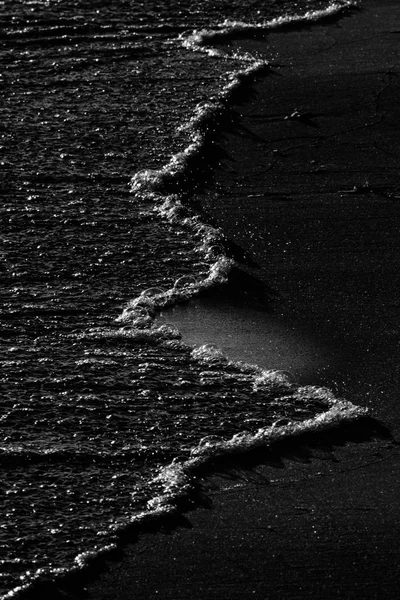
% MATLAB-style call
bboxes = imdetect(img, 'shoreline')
[157,294,341,384]
[84,1,400,598]
[197,0,400,427]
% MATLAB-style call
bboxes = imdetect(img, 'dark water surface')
[1,1,363,596]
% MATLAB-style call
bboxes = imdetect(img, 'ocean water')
[0,0,365,597]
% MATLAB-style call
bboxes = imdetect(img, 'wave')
[6,396,372,600]
[3,2,367,599]
[112,0,369,534]
[123,0,359,322]
[183,0,358,52]
[5,341,371,599]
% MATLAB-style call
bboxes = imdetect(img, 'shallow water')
[157,296,339,381]
[0,0,364,596]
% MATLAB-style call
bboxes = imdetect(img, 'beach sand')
[82,1,400,598]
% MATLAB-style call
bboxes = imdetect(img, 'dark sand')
[84,1,400,598]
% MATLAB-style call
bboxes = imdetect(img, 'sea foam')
[124,0,359,321]
[182,0,358,54]
[2,3,367,599]
[115,0,368,525]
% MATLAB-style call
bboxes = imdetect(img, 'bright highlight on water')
[0,0,364,597]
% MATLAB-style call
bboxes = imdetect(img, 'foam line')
[123,0,359,324]
[2,3,367,599]
[182,1,358,52]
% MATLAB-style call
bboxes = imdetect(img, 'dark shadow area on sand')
[13,416,396,600]
[77,424,400,600]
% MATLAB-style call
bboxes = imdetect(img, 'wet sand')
[84,1,400,598]
[157,295,339,382]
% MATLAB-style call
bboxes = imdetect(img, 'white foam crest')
[127,53,270,327]
[204,254,233,284]
[155,196,228,264]
[116,256,232,325]
[191,343,228,364]
[192,401,367,459]
[225,1,357,30]
[116,305,155,328]
[141,394,368,520]
[155,194,190,223]
[127,1,360,323]
[131,132,204,196]
[130,53,268,201]
[147,460,194,510]
[182,1,357,52]
[74,543,120,569]
[1,539,127,600]
[252,369,294,387]
[3,397,367,600]
[181,29,228,56]
[177,100,224,134]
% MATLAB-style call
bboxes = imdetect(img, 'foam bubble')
[116,254,233,326]
[188,400,367,460]
[252,369,293,388]
[173,274,199,290]
[141,287,166,297]
[191,343,228,364]
[116,305,154,327]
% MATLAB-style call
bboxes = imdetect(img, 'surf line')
[118,0,360,330]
